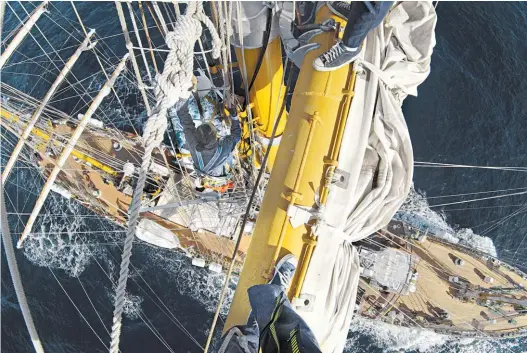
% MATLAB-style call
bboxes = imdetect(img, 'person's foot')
[328,1,351,19]
[313,41,361,72]
[270,254,298,292]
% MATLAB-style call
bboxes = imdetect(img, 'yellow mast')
[225,5,356,329]
[235,37,287,170]
[231,3,288,171]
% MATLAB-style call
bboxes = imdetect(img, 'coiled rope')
[108,3,221,353]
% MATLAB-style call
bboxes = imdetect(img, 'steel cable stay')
[479,203,527,236]
[471,205,527,230]
[442,204,526,212]
[48,268,112,351]
[87,213,204,349]
[7,170,201,352]
[8,1,143,152]
[427,186,527,200]
[415,161,527,172]
[5,6,153,164]
[429,190,527,208]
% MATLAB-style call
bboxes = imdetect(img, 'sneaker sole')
[312,59,356,72]
[327,2,348,20]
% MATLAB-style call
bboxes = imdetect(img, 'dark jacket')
[178,99,241,177]
[218,285,322,353]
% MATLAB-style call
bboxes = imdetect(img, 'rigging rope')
[107,3,221,353]
[427,186,527,199]
[1,181,46,353]
[415,161,527,172]
[429,190,527,208]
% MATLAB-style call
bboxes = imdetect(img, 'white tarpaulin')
[136,219,180,249]
[153,175,243,237]
[296,3,437,352]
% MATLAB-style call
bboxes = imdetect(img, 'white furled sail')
[295,3,437,352]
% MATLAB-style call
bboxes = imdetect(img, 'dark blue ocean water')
[2,2,527,353]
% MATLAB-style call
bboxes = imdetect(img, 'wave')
[21,188,122,278]
[395,185,498,257]
[144,247,237,316]
[122,292,144,320]
[22,194,96,277]
[345,316,522,353]
[345,316,448,352]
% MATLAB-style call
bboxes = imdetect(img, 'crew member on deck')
[178,96,241,179]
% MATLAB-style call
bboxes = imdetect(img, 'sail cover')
[295,2,437,352]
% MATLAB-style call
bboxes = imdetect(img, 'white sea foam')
[396,185,498,257]
[345,317,448,352]
[144,248,237,316]
[19,176,122,278]
[22,194,99,277]
[345,317,523,353]
[123,293,144,320]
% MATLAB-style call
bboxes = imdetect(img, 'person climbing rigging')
[178,94,241,179]
[218,254,322,353]
[313,1,393,71]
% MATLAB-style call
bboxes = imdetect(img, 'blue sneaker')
[328,1,352,19]
[313,41,361,72]
[270,254,298,292]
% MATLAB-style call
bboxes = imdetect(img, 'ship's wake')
[345,316,522,353]
[395,185,498,257]
[144,247,237,317]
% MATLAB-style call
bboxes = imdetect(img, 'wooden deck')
[360,238,527,336]
[2,109,249,266]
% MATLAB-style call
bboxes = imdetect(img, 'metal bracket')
[298,28,322,44]
[334,168,350,189]
[289,19,338,69]
[292,294,315,311]
[320,18,337,32]
[289,42,320,69]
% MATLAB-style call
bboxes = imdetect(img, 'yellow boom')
[0,107,118,176]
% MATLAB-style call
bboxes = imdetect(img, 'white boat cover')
[136,218,180,249]
[153,174,243,237]
[295,3,437,352]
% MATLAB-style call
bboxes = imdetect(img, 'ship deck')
[359,237,527,337]
[38,126,250,265]
[1,106,248,266]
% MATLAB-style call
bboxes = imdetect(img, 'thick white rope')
[108,3,221,353]
[1,182,46,353]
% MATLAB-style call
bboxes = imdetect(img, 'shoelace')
[322,43,345,64]
[333,2,351,13]
[277,265,295,288]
